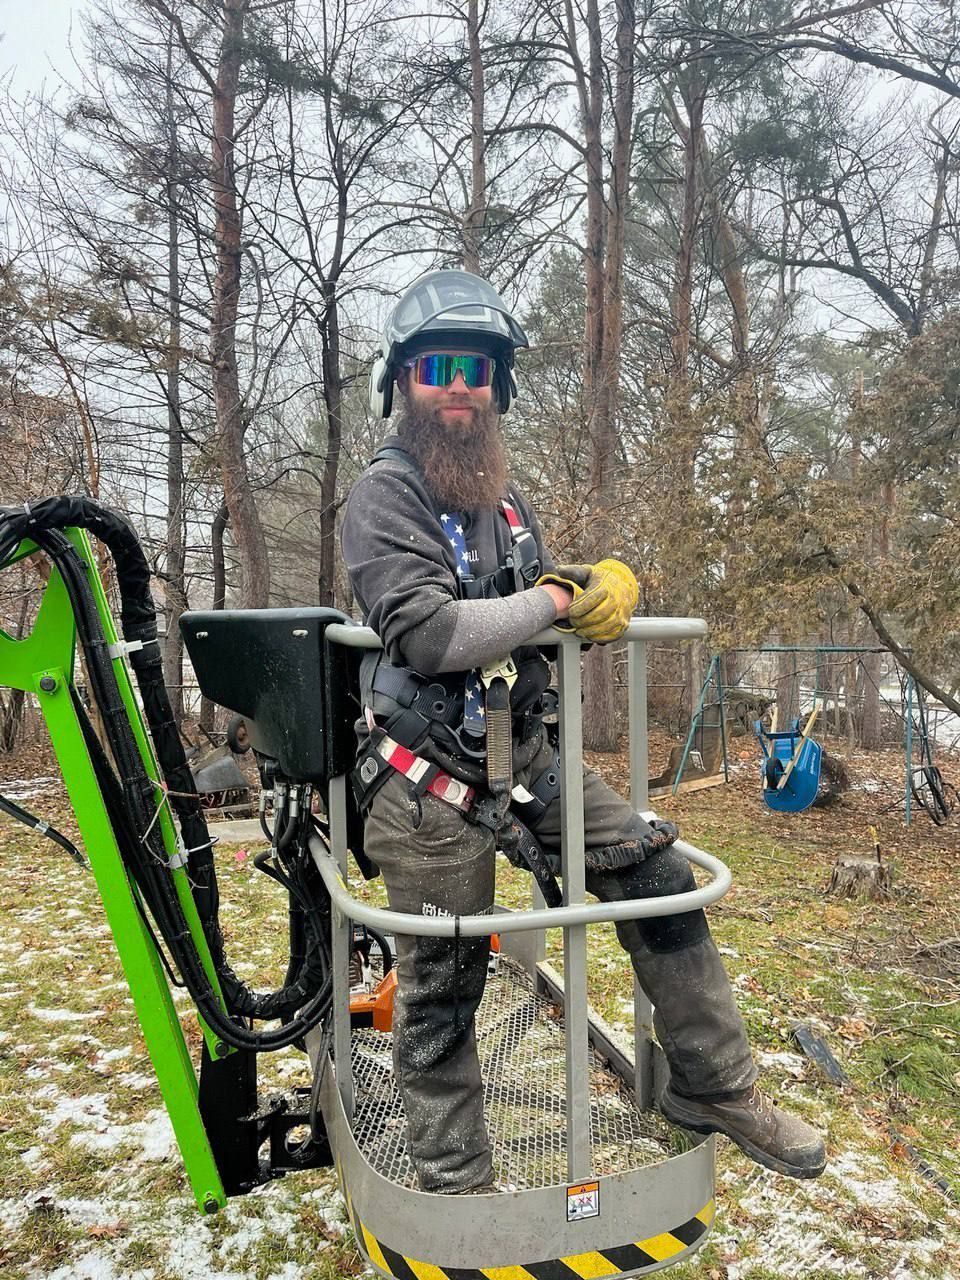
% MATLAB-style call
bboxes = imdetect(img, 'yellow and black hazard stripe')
[344,1196,715,1280]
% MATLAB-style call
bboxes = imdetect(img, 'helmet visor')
[406,352,495,389]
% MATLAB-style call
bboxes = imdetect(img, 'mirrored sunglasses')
[406,352,495,388]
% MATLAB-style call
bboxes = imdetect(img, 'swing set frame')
[672,646,951,825]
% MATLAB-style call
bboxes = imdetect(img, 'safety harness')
[359,730,476,812]
[354,445,544,782]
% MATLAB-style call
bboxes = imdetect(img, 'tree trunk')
[162,25,187,726]
[0,689,25,752]
[578,0,605,413]
[775,647,800,724]
[860,649,882,748]
[684,638,704,732]
[846,411,863,744]
[664,82,705,730]
[668,83,703,389]
[199,500,229,734]
[210,0,270,608]
[318,279,343,606]
[915,135,948,335]
[581,0,634,752]
[314,49,351,609]
[827,855,892,900]
[1,572,31,749]
[846,617,858,748]
[859,475,894,748]
[697,133,757,441]
[462,0,487,274]
[830,651,842,735]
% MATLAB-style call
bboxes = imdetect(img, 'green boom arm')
[0,530,228,1213]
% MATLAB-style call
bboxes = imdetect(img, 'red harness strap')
[374,733,476,813]
[500,496,539,575]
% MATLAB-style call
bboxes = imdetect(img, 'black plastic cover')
[181,608,362,785]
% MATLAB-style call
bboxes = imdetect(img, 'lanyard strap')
[439,499,531,735]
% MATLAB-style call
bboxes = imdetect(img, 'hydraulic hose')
[0,500,334,1051]
[0,791,86,867]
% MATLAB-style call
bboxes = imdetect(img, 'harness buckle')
[479,655,518,689]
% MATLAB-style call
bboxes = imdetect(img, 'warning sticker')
[566,1181,600,1221]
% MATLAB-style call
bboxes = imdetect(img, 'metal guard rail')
[320,616,722,931]
[324,616,709,649]
[309,834,730,935]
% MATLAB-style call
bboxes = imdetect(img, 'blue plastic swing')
[753,709,822,813]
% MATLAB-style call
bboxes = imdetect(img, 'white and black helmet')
[369,269,529,419]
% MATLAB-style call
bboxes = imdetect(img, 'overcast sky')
[1,1,82,93]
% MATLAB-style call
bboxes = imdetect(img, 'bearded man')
[340,269,825,1195]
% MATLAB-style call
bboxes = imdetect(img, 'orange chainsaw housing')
[346,935,500,1034]
[349,968,397,1032]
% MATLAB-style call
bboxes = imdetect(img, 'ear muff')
[368,356,394,419]
[493,361,516,414]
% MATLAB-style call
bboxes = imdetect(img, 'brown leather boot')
[660,1083,826,1179]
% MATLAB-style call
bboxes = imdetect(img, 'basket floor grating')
[349,955,678,1189]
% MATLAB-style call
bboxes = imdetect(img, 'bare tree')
[243,0,423,605]
[162,20,189,722]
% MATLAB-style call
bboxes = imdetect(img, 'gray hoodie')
[341,436,558,676]
[341,437,559,774]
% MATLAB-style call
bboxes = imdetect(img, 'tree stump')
[826,856,893,900]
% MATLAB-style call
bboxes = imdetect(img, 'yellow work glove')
[568,559,638,642]
[534,564,592,633]
[537,559,638,644]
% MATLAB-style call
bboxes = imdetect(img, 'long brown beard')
[396,398,509,512]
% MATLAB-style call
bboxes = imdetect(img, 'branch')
[719,0,888,41]
[818,539,960,718]
[689,29,960,102]
[736,230,917,333]
[140,0,219,96]
[490,121,587,160]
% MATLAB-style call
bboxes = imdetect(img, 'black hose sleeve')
[362,925,394,975]
[0,504,335,1049]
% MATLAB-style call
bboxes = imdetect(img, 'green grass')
[2,764,960,1278]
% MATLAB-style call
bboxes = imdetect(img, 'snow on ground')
[1,776,63,800]
[3,774,960,1278]
[754,1049,807,1079]
[828,1149,913,1213]
[27,1004,100,1022]
[6,1056,958,1280]
[713,1158,960,1280]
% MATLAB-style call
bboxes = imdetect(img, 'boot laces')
[748,1083,776,1118]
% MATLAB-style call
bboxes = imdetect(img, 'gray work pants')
[363,729,756,1192]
